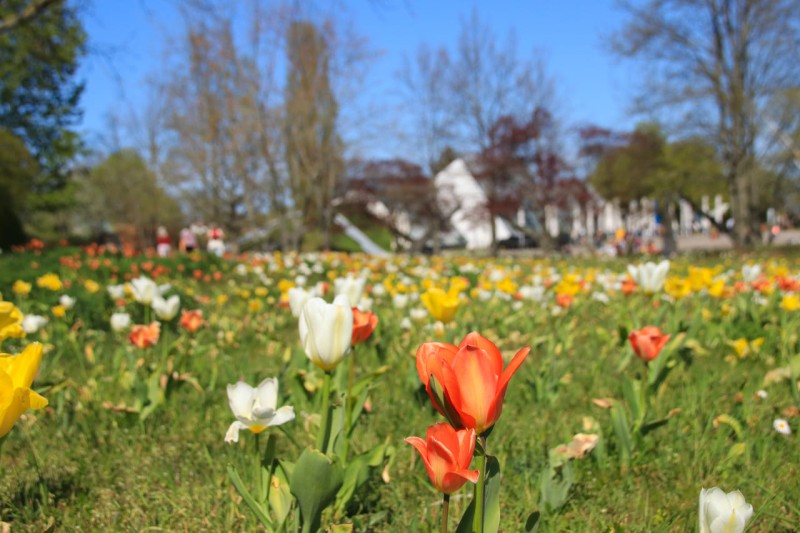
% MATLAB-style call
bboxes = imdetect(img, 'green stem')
[473,435,487,533]
[441,493,450,533]
[22,426,48,512]
[316,372,333,453]
[639,364,649,431]
[263,434,276,507]
[254,432,263,500]
[342,345,357,461]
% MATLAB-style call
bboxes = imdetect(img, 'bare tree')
[612,0,800,246]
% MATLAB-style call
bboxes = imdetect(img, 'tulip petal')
[254,377,279,413]
[441,469,480,493]
[28,390,48,410]
[416,342,458,387]
[267,405,296,427]
[496,347,530,397]
[225,421,247,443]
[450,347,499,431]
[459,332,503,375]
[227,381,255,419]
[0,343,43,389]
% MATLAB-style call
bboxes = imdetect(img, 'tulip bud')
[299,295,353,372]
[699,487,753,533]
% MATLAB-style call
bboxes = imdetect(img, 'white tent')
[434,158,514,250]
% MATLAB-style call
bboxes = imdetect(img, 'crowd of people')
[154,222,226,258]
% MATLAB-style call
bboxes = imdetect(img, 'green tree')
[590,123,725,254]
[0,128,38,248]
[0,0,86,235]
[76,150,183,247]
[613,0,800,246]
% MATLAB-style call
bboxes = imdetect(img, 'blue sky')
[77,0,640,158]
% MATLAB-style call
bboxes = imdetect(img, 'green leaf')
[456,455,501,533]
[335,442,392,515]
[525,511,541,532]
[269,461,294,529]
[610,404,632,469]
[290,448,344,533]
[227,466,273,527]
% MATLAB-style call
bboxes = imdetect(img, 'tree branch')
[0,0,60,33]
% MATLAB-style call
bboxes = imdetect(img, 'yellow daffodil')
[0,301,25,341]
[12,280,31,296]
[0,343,48,438]
[421,287,460,323]
[36,273,63,292]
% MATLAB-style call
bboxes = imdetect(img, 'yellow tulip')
[780,294,800,311]
[0,301,25,341]
[51,305,67,318]
[36,273,63,292]
[421,287,460,323]
[0,343,48,438]
[83,279,100,294]
[12,280,32,296]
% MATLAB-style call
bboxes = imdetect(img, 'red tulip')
[129,322,161,349]
[179,309,206,333]
[416,331,529,434]
[405,422,479,494]
[351,308,378,345]
[628,326,670,362]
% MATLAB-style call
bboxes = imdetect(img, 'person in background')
[156,226,171,257]
[179,227,197,253]
[207,224,225,256]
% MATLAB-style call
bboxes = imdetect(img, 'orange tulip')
[405,422,479,494]
[416,331,529,434]
[180,309,206,333]
[129,322,161,349]
[351,308,378,345]
[555,293,573,308]
[628,326,670,362]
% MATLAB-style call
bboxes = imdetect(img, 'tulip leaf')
[227,465,273,527]
[610,404,632,469]
[455,455,501,533]
[290,448,344,533]
[269,461,294,529]
[334,442,392,515]
[524,511,541,532]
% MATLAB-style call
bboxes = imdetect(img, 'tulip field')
[1,245,799,532]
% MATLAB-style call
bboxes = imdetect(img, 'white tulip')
[110,312,131,332]
[129,277,159,305]
[225,377,295,443]
[333,275,367,307]
[22,314,48,334]
[357,297,373,312]
[288,287,312,318]
[151,295,180,321]
[298,295,353,372]
[699,487,753,533]
[627,260,670,293]
[107,284,126,300]
[392,293,409,309]
[59,294,76,309]
[742,264,761,283]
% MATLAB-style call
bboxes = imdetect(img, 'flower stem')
[316,371,333,453]
[342,345,357,462]
[473,435,487,533]
[441,493,450,533]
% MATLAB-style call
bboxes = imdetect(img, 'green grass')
[0,249,798,531]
